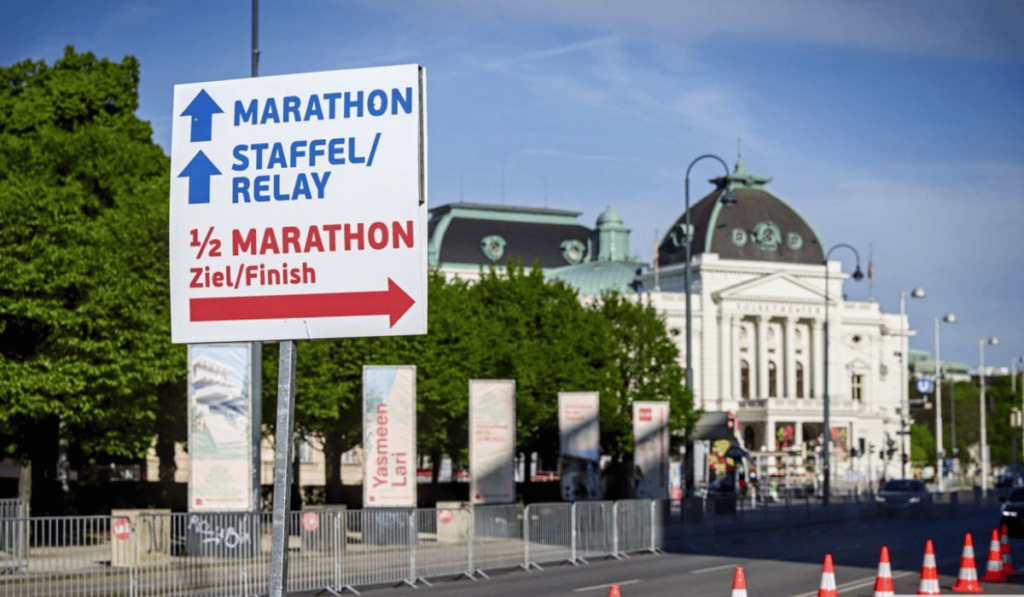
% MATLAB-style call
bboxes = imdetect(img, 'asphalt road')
[341,507,1024,597]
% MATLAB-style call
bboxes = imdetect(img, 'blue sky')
[3,0,1023,369]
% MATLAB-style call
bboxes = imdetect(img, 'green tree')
[470,261,615,474]
[591,291,695,459]
[0,48,184,512]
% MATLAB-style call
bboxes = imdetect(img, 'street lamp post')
[1017,356,1024,466]
[934,313,955,492]
[681,155,734,395]
[823,244,863,506]
[979,336,999,496]
[899,288,926,479]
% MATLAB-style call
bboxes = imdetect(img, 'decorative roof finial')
[737,128,742,161]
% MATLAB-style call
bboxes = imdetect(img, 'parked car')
[996,473,1023,502]
[875,479,931,515]
[1000,488,1024,537]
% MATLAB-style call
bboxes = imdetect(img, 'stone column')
[732,316,742,400]
[785,317,797,399]
[765,420,775,452]
[719,309,731,406]
[755,315,768,400]
[812,318,824,400]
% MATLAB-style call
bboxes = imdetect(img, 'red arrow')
[190,278,415,327]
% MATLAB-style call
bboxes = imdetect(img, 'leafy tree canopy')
[264,260,695,491]
[0,47,183,460]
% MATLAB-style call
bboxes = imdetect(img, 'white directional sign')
[169,65,427,343]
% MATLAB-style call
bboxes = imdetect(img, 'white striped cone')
[874,545,895,597]
[982,528,1007,582]
[1002,524,1017,577]
[918,539,941,595]
[818,554,838,597]
[731,566,748,597]
[952,533,983,593]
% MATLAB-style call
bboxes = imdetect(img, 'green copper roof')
[596,206,625,228]
[546,260,644,296]
[429,202,582,226]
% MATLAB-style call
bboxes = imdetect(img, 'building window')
[796,362,805,398]
[740,360,751,399]
[768,361,778,397]
[851,373,863,401]
[298,439,316,464]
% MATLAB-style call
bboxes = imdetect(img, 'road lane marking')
[692,563,741,574]
[573,579,640,592]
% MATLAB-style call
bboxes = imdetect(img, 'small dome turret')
[596,206,624,228]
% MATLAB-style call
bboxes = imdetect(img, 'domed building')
[428,159,910,488]
[637,158,908,487]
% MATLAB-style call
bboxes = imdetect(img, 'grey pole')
[934,313,955,492]
[682,154,731,395]
[979,337,999,497]
[935,317,942,490]
[1019,357,1024,466]
[899,292,907,479]
[823,244,863,506]
[252,0,260,78]
[897,287,925,480]
[269,341,297,597]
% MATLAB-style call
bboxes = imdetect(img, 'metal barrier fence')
[0,500,667,597]
[0,499,28,565]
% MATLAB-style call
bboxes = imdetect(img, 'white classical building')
[422,158,912,485]
[634,159,908,483]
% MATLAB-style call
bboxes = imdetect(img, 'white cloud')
[380,0,1024,63]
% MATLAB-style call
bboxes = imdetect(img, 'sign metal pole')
[269,340,297,597]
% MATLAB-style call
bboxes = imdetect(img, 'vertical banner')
[558,392,600,461]
[633,401,670,499]
[558,392,601,501]
[470,380,516,504]
[188,343,260,512]
[363,366,417,507]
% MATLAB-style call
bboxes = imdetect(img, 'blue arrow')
[179,151,221,204]
[181,89,224,143]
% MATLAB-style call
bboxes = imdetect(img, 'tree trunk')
[26,417,60,516]
[155,433,177,482]
[431,449,441,484]
[291,438,303,510]
[16,456,30,514]
[323,435,345,503]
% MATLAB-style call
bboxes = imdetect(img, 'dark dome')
[658,160,824,266]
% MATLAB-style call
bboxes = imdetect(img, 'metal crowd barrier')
[0,500,668,597]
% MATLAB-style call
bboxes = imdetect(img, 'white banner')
[470,380,516,504]
[363,366,417,507]
[558,392,600,462]
[633,401,670,500]
[188,343,260,512]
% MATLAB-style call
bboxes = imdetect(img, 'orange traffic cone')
[874,545,895,597]
[981,528,1006,582]
[952,532,984,593]
[919,539,941,595]
[608,583,622,597]
[1001,524,1016,577]
[818,553,838,597]
[731,566,748,597]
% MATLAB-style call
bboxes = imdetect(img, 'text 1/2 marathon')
[189,221,415,259]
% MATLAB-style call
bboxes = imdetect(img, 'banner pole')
[269,340,297,597]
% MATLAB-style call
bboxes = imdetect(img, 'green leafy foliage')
[264,261,694,490]
[0,47,184,460]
